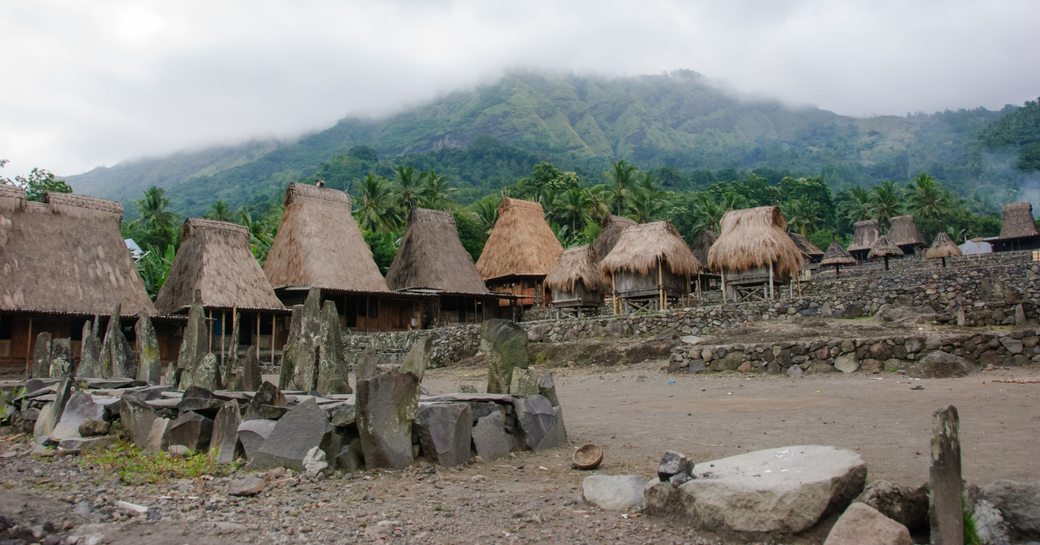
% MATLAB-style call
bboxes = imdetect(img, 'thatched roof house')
[546,246,606,295]
[847,220,880,258]
[386,208,488,295]
[264,183,389,294]
[601,222,701,278]
[820,241,857,268]
[868,235,904,259]
[592,215,636,263]
[156,219,284,314]
[925,232,962,260]
[887,215,925,254]
[994,202,1040,252]
[708,206,804,279]
[788,232,824,263]
[689,230,718,270]
[0,188,156,317]
[476,198,563,282]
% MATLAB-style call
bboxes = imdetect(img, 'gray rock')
[356,370,419,469]
[823,502,912,545]
[910,351,972,378]
[135,314,162,385]
[658,450,693,482]
[315,301,351,395]
[100,306,137,379]
[241,346,261,392]
[929,406,963,545]
[58,435,118,452]
[78,419,110,437]
[875,305,937,325]
[481,319,528,394]
[509,367,538,395]
[537,372,559,407]
[582,475,646,512]
[30,332,52,379]
[979,480,1040,539]
[334,438,365,472]
[209,400,241,464]
[244,381,286,421]
[48,338,74,379]
[228,476,266,497]
[285,291,321,391]
[644,445,867,533]
[119,395,158,448]
[471,411,512,461]
[189,353,222,392]
[51,391,105,441]
[856,480,929,532]
[513,395,567,451]
[167,411,213,452]
[251,399,331,471]
[327,402,357,427]
[144,417,169,454]
[176,296,208,389]
[236,419,277,461]
[999,336,1024,354]
[400,335,432,382]
[354,346,379,383]
[971,498,1011,545]
[221,315,241,390]
[834,354,859,374]
[416,403,472,467]
[77,319,102,379]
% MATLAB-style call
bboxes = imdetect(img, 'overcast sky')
[1,0,1037,177]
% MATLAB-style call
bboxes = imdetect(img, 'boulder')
[176,297,209,388]
[909,351,972,378]
[537,372,559,407]
[135,314,162,385]
[144,417,170,453]
[834,354,859,374]
[856,480,929,532]
[51,391,105,442]
[251,399,331,471]
[244,381,287,421]
[999,336,1024,355]
[237,419,277,461]
[78,419,110,437]
[77,319,102,379]
[100,306,137,379]
[209,400,241,464]
[979,480,1040,540]
[416,403,472,467]
[658,450,693,484]
[167,411,213,452]
[513,395,567,451]
[481,319,528,394]
[471,410,512,461]
[823,502,912,545]
[241,346,261,392]
[228,476,266,497]
[189,353,222,392]
[58,435,118,452]
[119,395,158,448]
[644,445,867,533]
[509,367,538,395]
[582,475,646,512]
[30,332,52,379]
[315,301,351,395]
[48,338,74,379]
[356,369,419,469]
[302,446,329,477]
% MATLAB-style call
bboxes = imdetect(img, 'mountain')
[66,70,1021,216]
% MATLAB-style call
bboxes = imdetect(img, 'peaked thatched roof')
[0,189,157,316]
[848,220,880,252]
[600,221,700,276]
[545,245,605,293]
[999,202,1040,239]
[476,198,563,281]
[689,229,718,268]
[707,206,804,277]
[264,183,389,293]
[156,218,284,314]
[385,208,488,295]
[820,241,857,267]
[592,215,637,263]
[888,215,925,247]
[788,232,824,259]
[868,235,904,259]
[925,232,963,260]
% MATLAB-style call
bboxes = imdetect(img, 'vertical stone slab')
[416,402,472,467]
[119,395,158,448]
[135,314,162,385]
[209,400,241,464]
[189,353,222,391]
[481,319,528,394]
[316,300,351,395]
[222,315,241,389]
[278,305,303,390]
[176,297,208,388]
[356,370,419,469]
[49,338,74,378]
[929,405,963,545]
[241,346,261,392]
[30,332,52,379]
[77,319,101,379]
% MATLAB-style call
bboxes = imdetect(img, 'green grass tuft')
[81,440,237,485]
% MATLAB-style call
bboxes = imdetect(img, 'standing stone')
[100,305,137,379]
[244,381,287,421]
[356,369,420,469]
[471,410,512,461]
[51,391,105,441]
[188,353,221,391]
[537,372,559,407]
[278,305,303,389]
[77,319,102,379]
[48,338,74,379]
[251,399,332,471]
[118,395,158,448]
[930,406,963,545]
[176,296,208,388]
[1014,303,1026,326]
[315,301,351,395]
[416,403,472,467]
[237,419,277,461]
[32,379,73,441]
[221,315,241,389]
[509,367,538,395]
[209,400,241,464]
[400,335,432,382]
[355,346,379,382]
[288,291,322,392]
[167,411,214,452]
[135,314,161,385]
[824,502,912,545]
[145,417,170,453]
[481,319,528,394]
[513,395,567,451]
[241,346,261,392]
[30,332,52,379]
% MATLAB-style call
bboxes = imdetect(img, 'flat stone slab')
[422,393,516,404]
[583,475,646,512]
[645,445,867,533]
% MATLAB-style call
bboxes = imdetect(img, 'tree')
[607,160,638,216]
[0,161,72,202]
[837,186,873,225]
[355,174,401,232]
[868,180,904,231]
[472,195,501,235]
[393,165,422,212]
[781,196,825,236]
[906,173,951,231]
[419,168,453,209]
[129,187,179,250]
[555,187,591,234]
[206,200,235,222]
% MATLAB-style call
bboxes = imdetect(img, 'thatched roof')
[788,232,824,259]
[264,183,389,293]
[820,241,857,267]
[689,230,718,268]
[0,189,157,316]
[887,215,925,247]
[999,202,1040,239]
[476,198,563,281]
[925,232,963,260]
[707,206,804,277]
[847,220,880,252]
[385,208,488,295]
[592,215,636,263]
[156,219,284,314]
[868,235,904,259]
[600,221,700,276]
[545,246,605,293]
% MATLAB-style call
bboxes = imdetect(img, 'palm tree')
[556,187,591,233]
[206,200,235,222]
[585,185,612,222]
[131,186,178,249]
[688,192,746,236]
[419,169,453,209]
[472,195,500,235]
[781,196,825,236]
[607,160,638,216]
[393,165,421,212]
[239,209,277,262]
[629,188,665,223]
[868,180,904,231]
[355,174,401,232]
[907,173,950,225]
[837,186,873,224]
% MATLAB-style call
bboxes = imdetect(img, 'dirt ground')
[1,362,1038,545]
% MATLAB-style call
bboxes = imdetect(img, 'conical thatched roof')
[788,232,824,260]
[0,189,157,316]
[925,232,963,260]
[156,218,284,314]
[689,229,718,268]
[476,198,563,282]
[820,241,857,267]
[545,245,605,293]
[868,235,904,259]
[707,206,804,277]
[888,215,925,247]
[385,208,488,295]
[264,183,389,293]
[998,202,1040,239]
[600,221,700,276]
[592,215,637,263]
[848,220,880,253]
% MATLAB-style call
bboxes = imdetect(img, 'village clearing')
[1,360,1037,545]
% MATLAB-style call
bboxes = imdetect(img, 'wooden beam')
[270,314,276,367]
[721,271,727,303]
[768,262,774,299]
[25,316,33,370]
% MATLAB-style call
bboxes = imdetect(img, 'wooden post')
[611,272,618,315]
[270,314,276,366]
[254,311,260,357]
[220,311,226,367]
[207,309,213,353]
[768,262,775,299]
[930,405,963,545]
[658,262,665,311]
[720,271,727,303]
[25,317,33,368]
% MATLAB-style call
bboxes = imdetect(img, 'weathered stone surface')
[327,402,356,427]
[51,391,104,441]
[930,406,963,545]
[144,417,169,453]
[252,399,331,471]
[715,351,745,371]
[244,381,286,421]
[334,438,365,472]
[285,291,322,391]
[237,419,277,460]
[189,353,222,392]
[241,346,261,392]
[228,476,266,497]
[876,304,938,325]
[175,297,208,388]
[100,306,137,379]
[221,315,241,390]
[135,314,162,385]
[644,445,867,533]
[209,400,241,464]
[48,339,74,379]
[277,305,303,389]
[509,367,538,395]
[354,346,379,383]
[537,372,559,406]
[481,319,528,394]
[58,435,118,452]
[302,446,329,477]
[979,480,1040,540]
[834,354,859,374]
[119,395,157,448]
[315,301,351,395]
[357,370,419,469]
[472,411,512,461]
[787,364,804,378]
[658,450,693,483]
[78,419,110,437]
[999,336,1024,354]
[582,475,646,512]
[513,395,567,451]
[823,502,912,545]
[856,480,929,532]
[77,319,102,379]
[167,411,213,452]
[910,351,972,378]
[30,332,52,379]
[416,403,472,467]
[971,498,1011,545]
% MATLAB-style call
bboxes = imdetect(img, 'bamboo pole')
[220,311,226,367]
[25,317,33,369]
[658,262,665,311]
[254,311,260,358]
[768,263,775,299]
[720,271,726,303]
[270,314,276,366]
[611,272,618,315]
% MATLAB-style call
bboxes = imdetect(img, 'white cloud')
[0,0,1037,176]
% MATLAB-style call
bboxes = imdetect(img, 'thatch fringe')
[592,215,636,263]
[925,232,963,259]
[707,206,804,278]
[600,221,700,276]
[156,218,285,313]
[689,230,718,268]
[848,220,880,253]
[264,183,389,293]
[788,232,824,259]
[868,235,904,259]
[999,202,1040,239]
[476,198,563,281]
[820,241,857,267]
[385,208,488,294]
[887,215,925,247]
[545,246,605,293]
